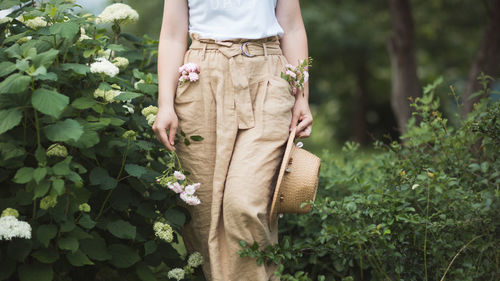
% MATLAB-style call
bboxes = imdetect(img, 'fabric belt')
[188,33,283,129]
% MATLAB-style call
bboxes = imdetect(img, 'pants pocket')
[174,80,205,136]
[261,76,296,141]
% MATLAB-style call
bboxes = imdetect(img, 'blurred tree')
[462,0,500,115]
[387,0,420,135]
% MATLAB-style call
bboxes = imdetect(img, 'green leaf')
[33,167,47,184]
[108,244,140,268]
[33,180,51,199]
[43,119,83,142]
[0,108,23,134]
[125,164,148,178]
[7,239,32,262]
[114,91,143,101]
[52,178,65,195]
[164,209,186,228]
[0,73,31,94]
[135,262,157,281]
[190,135,204,141]
[107,220,136,240]
[52,157,72,176]
[89,167,117,190]
[61,63,90,75]
[80,237,112,261]
[32,49,59,69]
[0,61,17,78]
[71,97,96,109]
[78,214,96,229]
[32,248,60,264]
[32,88,69,118]
[66,250,94,266]
[18,264,53,281]
[144,241,157,256]
[57,237,79,253]
[13,167,34,184]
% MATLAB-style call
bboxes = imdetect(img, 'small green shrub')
[0,1,204,280]
[239,75,500,281]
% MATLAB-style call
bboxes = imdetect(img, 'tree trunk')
[387,0,420,136]
[462,0,500,115]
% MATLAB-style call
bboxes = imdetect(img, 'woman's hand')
[152,105,178,152]
[290,96,313,139]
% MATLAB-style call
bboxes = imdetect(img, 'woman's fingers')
[295,114,312,138]
[153,122,175,152]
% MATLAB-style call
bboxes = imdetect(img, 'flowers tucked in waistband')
[178,62,201,85]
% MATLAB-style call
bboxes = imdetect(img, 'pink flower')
[179,75,188,83]
[178,65,185,73]
[180,192,201,205]
[184,184,196,195]
[285,64,294,70]
[188,72,199,82]
[184,63,200,73]
[173,170,186,180]
[285,70,296,79]
[192,182,201,191]
[292,87,298,95]
[167,182,184,193]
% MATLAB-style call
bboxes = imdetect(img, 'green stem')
[95,139,130,221]
[33,108,41,147]
[424,183,431,281]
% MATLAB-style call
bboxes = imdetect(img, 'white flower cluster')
[16,14,48,30]
[90,56,119,77]
[141,105,158,126]
[0,208,31,241]
[187,251,204,268]
[134,79,145,90]
[153,221,174,243]
[93,87,121,104]
[0,17,13,24]
[112,57,129,69]
[167,268,185,281]
[78,26,92,41]
[96,3,139,25]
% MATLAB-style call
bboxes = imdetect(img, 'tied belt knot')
[189,33,283,129]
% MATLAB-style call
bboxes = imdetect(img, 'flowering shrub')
[239,76,500,280]
[0,1,205,280]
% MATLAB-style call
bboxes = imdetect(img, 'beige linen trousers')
[175,33,295,281]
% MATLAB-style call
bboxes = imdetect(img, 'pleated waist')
[189,32,283,58]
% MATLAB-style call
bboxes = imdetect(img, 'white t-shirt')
[187,0,285,40]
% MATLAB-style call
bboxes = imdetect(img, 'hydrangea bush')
[0,1,205,280]
[239,76,500,281]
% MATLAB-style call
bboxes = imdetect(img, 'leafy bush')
[239,76,500,281]
[0,1,205,280]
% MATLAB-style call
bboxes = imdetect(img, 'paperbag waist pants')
[175,33,296,281]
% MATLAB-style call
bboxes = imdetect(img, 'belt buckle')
[240,41,255,57]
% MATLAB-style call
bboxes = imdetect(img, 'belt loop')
[202,43,207,60]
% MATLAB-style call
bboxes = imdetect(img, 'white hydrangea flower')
[141,105,158,117]
[90,56,119,77]
[0,17,13,24]
[96,3,139,25]
[113,57,129,69]
[78,26,92,41]
[153,221,173,242]
[187,251,203,268]
[0,216,32,241]
[146,114,156,126]
[104,89,121,103]
[24,16,48,29]
[167,268,185,281]
[94,88,106,99]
